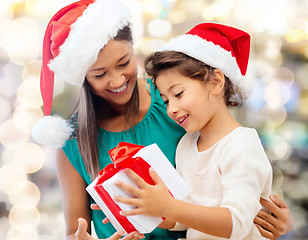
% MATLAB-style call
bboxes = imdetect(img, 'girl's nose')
[167,102,178,116]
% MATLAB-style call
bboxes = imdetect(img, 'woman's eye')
[163,100,169,105]
[175,91,183,98]
[119,60,130,67]
[94,72,106,79]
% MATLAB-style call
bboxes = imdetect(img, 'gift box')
[86,142,191,235]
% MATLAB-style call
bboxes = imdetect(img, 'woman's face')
[85,40,138,108]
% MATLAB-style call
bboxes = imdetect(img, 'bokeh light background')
[0,0,308,239]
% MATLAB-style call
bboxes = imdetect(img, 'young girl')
[113,23,274,239]
[32,0,293,238]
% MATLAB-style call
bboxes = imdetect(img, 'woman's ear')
[211,69,225,95]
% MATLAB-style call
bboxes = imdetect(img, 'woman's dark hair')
[114,25,133,42]
[145,51,243,107]
[77,25,138,180]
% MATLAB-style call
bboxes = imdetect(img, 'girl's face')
[156,70,218,133]
[85,40,138,108]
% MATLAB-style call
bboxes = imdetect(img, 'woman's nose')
[109,72,126,88]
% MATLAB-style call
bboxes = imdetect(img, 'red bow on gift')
[94,142,155,234]
[97,142,155,186]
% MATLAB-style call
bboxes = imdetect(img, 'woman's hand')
[75,218,144,240]
[254,195,294,240]
[114,168,174,217]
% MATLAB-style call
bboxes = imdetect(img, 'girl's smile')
[175,114,189,127]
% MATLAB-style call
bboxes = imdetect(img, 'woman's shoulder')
[137,77,154,96]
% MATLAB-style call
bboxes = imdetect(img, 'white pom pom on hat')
[161,22,253,99]
[32,116,73,148]
[31,0,132,147]
[236,76,254,98]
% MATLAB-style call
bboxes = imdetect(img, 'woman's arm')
[114,168,232,238]
[57,150,145,240]
[254,195,294,240]
[75,217,144,240]
[157,219,176,229]
[56,149,92,239]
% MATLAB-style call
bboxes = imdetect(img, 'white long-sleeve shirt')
[175,127,272,240]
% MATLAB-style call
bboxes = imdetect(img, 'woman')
[32,0,294,239]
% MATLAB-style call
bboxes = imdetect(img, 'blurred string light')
[202,0,234,22]
[16,75,42,109]
[25,0,80,17]
[0,97,11,122]
[7,226,39,240]
[0,120,29,149]
[297,63,308,90]
[298,94,308,118]
[0,1,14,23]
[264,81,290,109]
[13,143,45,173]
[231,0,293,35]
[168,10,187,24]
[9,180,40,206]
[0,164,27,194]
[0,63,23,99]
[25,0,61,17]
[285,28,306,43]
[178,0,206,15]
[265,135,290,161]
[148,19,172,38]
[142,0,163,15]
[272,166,284,196]
[8,204,40,231]
[0,17,40,65]
[277,121,308,149]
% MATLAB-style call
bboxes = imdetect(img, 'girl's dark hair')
[77,25,138,180]
[145,51,243,107]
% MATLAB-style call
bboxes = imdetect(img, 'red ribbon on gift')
[94,142,155,234]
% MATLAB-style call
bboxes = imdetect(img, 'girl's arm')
[114,168,232,238]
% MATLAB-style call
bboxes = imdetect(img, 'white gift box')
[86,143,191,234]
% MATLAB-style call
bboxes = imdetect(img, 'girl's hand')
[114,168,174,217]
[75,218,144,240]
[254,195,294,240]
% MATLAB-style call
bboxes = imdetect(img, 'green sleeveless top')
[63,80,186,239]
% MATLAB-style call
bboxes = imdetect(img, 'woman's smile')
[108,79,129,94]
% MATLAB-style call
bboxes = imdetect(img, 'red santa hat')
[31,0,132,148]
[161,23,253,98]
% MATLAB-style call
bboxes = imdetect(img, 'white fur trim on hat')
[31,116,73,148]
[48,0,131,87]
[161,34,250,96]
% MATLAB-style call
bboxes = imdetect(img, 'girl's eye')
[94,72,106,79]
[119,59,130,67]
[175,91,183,98]
[163,100,169,105]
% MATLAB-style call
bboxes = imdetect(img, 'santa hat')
[161,23,253,98]
[31,0,132,148]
